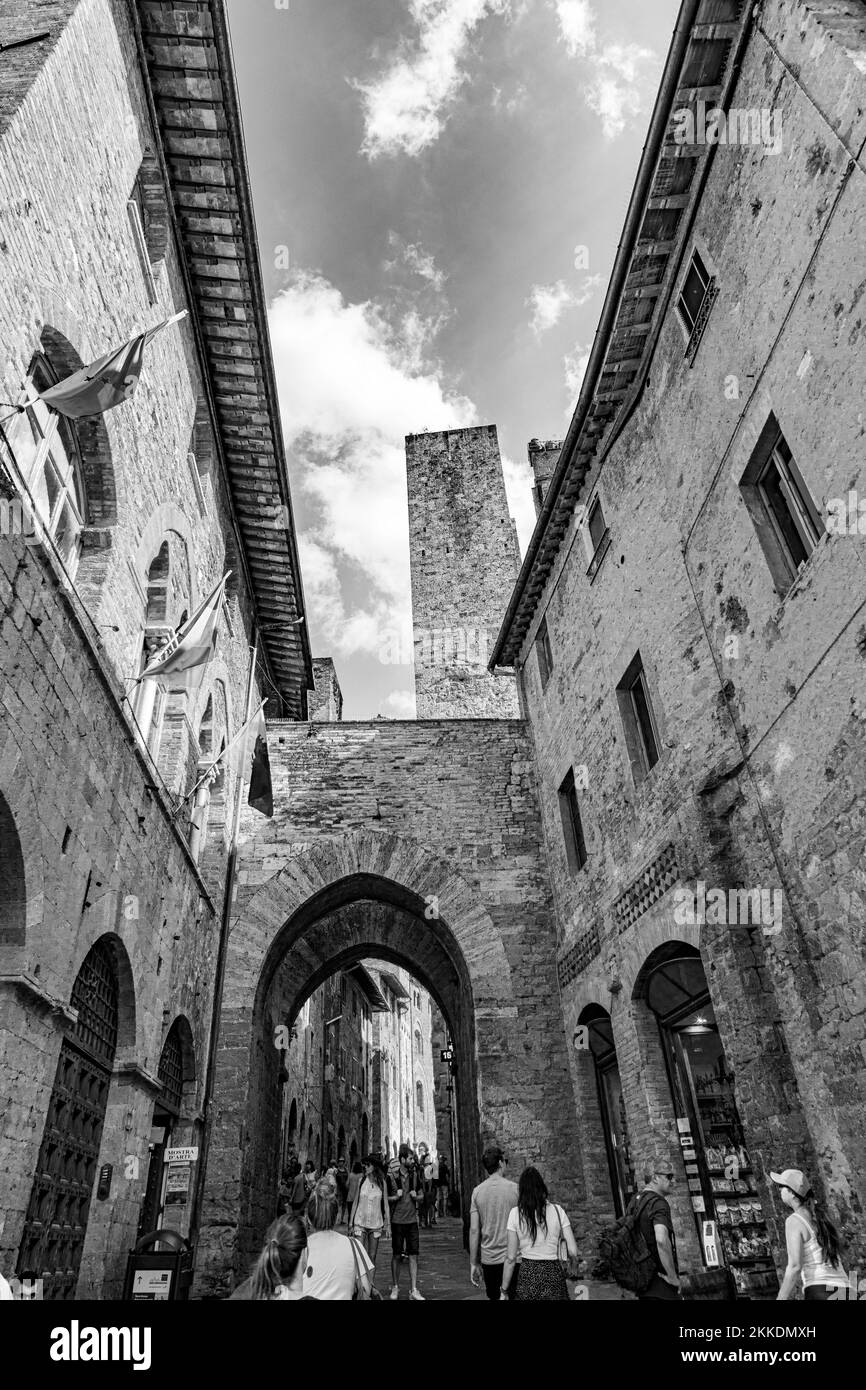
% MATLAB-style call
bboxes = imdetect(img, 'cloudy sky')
[226,0,680,718]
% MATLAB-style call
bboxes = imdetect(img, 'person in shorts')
[387,1143,424,1300]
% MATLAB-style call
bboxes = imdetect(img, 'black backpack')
[598,1192,658,1294]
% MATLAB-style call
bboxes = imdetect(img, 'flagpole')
[180,698,266,806]
[191,634,259,1250]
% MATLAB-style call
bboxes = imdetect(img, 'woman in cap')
[771,1168,849,1300]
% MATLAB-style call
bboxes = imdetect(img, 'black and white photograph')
[0,0,864,1371]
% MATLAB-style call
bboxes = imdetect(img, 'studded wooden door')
[17,941,118,1299]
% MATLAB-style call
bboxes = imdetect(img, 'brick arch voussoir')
[621,913,702,1003]
[132,502,200,610]
[227,830,512,1017]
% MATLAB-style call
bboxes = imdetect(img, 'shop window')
[536,616,553,689]
[584,1006,636,1217]
[616,653,660,783]
[739,420,822,596]
[646,949,778,1298]
[558,767,588,873]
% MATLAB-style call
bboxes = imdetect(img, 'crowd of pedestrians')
[238,1144,852,1303]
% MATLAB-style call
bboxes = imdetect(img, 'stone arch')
[70,930,137,1062]
[0,759,43,968]
[197,831,525,1295]
[132,502,199,613]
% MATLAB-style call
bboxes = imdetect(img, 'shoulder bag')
[348,1235,381,1301]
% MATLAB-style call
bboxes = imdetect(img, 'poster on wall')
[164,1161,192,1205]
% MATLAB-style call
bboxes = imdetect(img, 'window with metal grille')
[71,939,119,1065]
[158,1024,184,1116]
[677,248,711,334]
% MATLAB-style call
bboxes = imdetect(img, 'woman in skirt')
[501,1166,580,1301]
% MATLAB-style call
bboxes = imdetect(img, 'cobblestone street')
[352,1217,633,1302]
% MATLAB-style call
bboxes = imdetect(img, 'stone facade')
[0,0,309,1298]
[407,426,520,718]
[367,964,436,1160]
[195,718,581,1295]
[493,0,866,1288]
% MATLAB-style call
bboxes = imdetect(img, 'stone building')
[0,0,310,1298]
[367,964,436,1160]
[2,0,864,1307]
[491,0,866,1294]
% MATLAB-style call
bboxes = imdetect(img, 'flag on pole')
[247,701,274,818]
[136,572,229,687]
[36,311,187,419]
[183,697,273,818]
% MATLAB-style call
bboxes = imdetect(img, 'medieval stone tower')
[406,425,520,718]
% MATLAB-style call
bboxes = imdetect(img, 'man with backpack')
[600,1160,682,1300]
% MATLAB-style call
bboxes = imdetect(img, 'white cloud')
[379,688,418,719]
[553,1,656,139]
[555,0,596,57]
[564,343,590,402]
[403,241,447,291]
[526,274,602,337]
[357,0,512,158]
[269,271,475,660]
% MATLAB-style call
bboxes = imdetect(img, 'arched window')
[414,1027,421,1055]
[127,153,168,304]
[6,355,87,575]
[0,793,26,948]
[134,543,171,755]
[416,1080,424,1115]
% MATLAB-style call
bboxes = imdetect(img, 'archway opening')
[0,793,26,947]
[210,873,482,1286]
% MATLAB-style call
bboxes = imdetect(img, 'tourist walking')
[501,1166,579,1301]
[469,1145,519,1300]
[303,1160,317,1195]
[335,1156,350,1224]
[387,1143,425,1300]
[290,1162,309,1217]
[771,1167,849,1300]
[427,1151,439,1226]
[349,1155,392,1287]
[303,1179,374,1300]
[632,1161,681,1301]
[229,1214,309,1301]
[437,1156,450,1218]
[347,1160,363,1214]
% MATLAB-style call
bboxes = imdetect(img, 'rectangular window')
[588,496,606,553]
[739,421,822,595]
[558,768,588,873]
[127,188,157,305]
[617,654,660,782]
[677,249,710,335]
[536,616,553,688]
